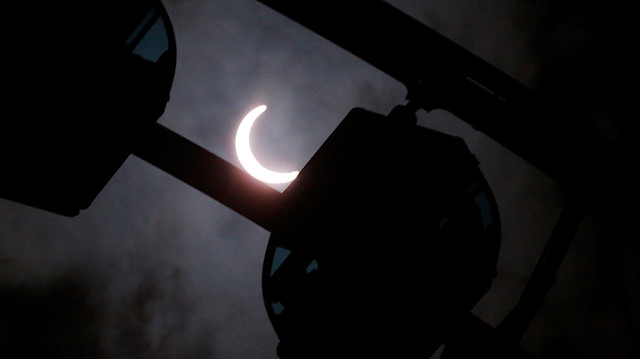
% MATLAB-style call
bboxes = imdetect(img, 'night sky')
[1,0,638,358]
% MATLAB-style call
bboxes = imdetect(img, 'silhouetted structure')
[3,1,627,358]
[3,0,176,215]
[263,107,500,358]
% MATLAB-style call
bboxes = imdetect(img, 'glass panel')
[125,5,170,63]
[272,301,285,315]
[305,260,319,274]
[125,6,158,45]
[132,16,169,63]
[270,247,292,276]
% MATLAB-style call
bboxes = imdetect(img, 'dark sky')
[1,0,637,358]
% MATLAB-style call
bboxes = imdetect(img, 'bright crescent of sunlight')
[235,105,299,184]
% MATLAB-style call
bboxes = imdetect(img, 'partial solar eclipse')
[235,105,299,184]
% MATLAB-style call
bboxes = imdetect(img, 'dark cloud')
[0,273,102,358]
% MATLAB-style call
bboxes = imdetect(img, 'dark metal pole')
[132,123,285,232]
[496,195,588,342]
[441,313,536,359]
[439,196,587,359]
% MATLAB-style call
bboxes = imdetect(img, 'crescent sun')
[235,105,299,184]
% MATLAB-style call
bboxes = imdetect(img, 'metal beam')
[132,123,285,232]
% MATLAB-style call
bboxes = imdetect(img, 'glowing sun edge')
[235,105,299,184]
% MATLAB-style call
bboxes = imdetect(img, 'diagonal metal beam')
[132,123,285,232]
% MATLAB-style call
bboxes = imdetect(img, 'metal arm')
[496,195,588,342]
[132,123,285,232]
[440,195,587,358]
